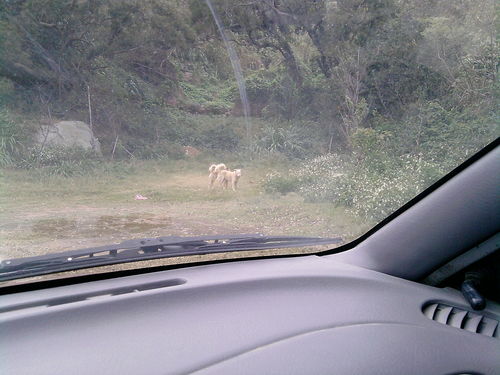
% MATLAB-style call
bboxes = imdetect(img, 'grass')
[0,158,373,262]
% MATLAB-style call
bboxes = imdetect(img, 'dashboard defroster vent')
[0,278,186,314]
[423,303,499,339]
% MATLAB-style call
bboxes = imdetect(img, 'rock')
[36,121,101,153]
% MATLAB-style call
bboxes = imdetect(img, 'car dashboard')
[1,254,499,375]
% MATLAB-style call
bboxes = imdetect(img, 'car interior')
[1,141,499,374]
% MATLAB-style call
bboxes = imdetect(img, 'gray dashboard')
[1,255,499,375]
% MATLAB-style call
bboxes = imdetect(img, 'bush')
[244,69,279,102]
[252,122,315,159]
[268,152,448,222]
[263,172,302,195]
[16,145,101,177]
[197,121,241,151]
[121,139,185,160]
[179,82,234,114]
[0,78,16,106]
[292,154,350,202]
[339,154,442,221]
[0,108,20,167]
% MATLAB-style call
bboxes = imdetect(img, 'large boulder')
[36,121,101,153]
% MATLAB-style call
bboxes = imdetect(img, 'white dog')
[216,169,242,191]
[208,163,227,189]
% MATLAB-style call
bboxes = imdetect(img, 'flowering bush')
[265,152,448,222]
[341,154,445,221]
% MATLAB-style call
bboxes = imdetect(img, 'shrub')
[0,78,15,106]
[269,152,448,222]
[0,108,20,167]
[263,172,302,195]
[163,111,245,152]
[339,154,442,221]
[244,69,279,102]
[179,82,234,114]
[16,145,101,177]
[121,139,185,160]
[252,122,315,159]
[292,154,349,202]
[197,121,241,151]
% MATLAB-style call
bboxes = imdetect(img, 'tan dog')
[217,169,242,191]
[208,163,227,189]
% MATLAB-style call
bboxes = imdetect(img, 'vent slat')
[463,314,483,333]
[423,303,438,319]
[434,305,453,324]
[477,317,498,337]
[448,309,468,328]
[494,325,499,338]
[422,303,499,339]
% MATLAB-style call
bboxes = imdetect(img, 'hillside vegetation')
[0,0,498,224]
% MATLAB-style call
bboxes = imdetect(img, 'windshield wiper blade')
[0,234,342,282]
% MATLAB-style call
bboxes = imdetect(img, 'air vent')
[0,278,186,314]
[423,303,499,339]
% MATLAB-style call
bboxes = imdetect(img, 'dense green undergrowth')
[264,108,498,221]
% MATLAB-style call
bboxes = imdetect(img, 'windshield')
[0,0,498,278]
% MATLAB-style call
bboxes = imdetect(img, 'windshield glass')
[0,0,498,276]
